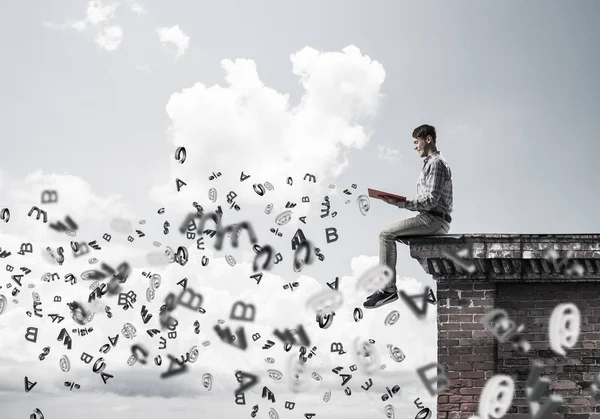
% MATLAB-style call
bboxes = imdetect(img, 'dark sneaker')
[363,288,398,309]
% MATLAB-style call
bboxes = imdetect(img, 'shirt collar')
[423,150,440,167]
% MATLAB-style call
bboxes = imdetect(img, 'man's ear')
[426,135,432,143]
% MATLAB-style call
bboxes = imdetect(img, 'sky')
[1,1,600,418]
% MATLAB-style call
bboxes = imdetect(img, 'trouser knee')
[379,231,394,241]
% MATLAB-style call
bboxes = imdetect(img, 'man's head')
[412,124,437,158]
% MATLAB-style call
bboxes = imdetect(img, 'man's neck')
[424,148,438,158]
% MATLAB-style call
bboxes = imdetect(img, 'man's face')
[413,136,428,157]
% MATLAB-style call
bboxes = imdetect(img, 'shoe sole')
[363,293,399,309]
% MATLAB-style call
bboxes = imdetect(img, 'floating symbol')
[299,345,317,363]
[270,228,282,237]
[208,172,222,180]
[387,345,406,363]
[267,369,283,380]
[549,302,581,356]
[188,346,199,363]
[441,243,476,273]
[381,385,401,401]
[208,188,217,202]
[64,381,80,391]
[306,290,343,314]
[356,265,393,293]
[150,274,162,289]
[265,203,273,214]
[59,355,71,372]
[474,374,515,419]
[384,404,395,419]
[122,322,137,339]
[147,285,157,299]
[194,320,200,334]
[283,282,299,292]
[275,210,293,226]
[38,346,50,361]
[384,310,400,326]
[202,373,213,390]
[357,195,370,215]
[30,408,45,419]
[225,255,236,266]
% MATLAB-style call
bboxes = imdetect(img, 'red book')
[367,188,407,201]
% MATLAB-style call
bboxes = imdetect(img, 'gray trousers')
[379,212,451,291]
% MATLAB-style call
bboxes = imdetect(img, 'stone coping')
[396,234,600,281]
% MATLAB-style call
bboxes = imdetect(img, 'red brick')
[439,339,460,347]
[457,307,487,314]
[460,323,484,331]
[438,403,460,412]
[459,387,483,395]
[449,314,473,322]
[460,354,492,362]
[461,370,485,379]
[461,291,485,298]
[473,283,494,290]
[459,403,478,412]
[448,331,473,338]
[438,281,600,418]
[471,298,494,307]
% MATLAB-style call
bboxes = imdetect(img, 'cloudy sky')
[1,1,600,418]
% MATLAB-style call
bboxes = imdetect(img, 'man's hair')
[412,124,437,143]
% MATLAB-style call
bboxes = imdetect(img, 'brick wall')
[437,281,600,419]
[437,281,497,419]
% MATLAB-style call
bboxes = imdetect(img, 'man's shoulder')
[431,153,451,168]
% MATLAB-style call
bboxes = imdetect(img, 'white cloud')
[135,64,150,73]
[150,45,385,218]
[157,25,190,59]
[44,0,124,52]
[85,0,118,25]
[0,236,437,411]
[0,46,440,418]
[95,25,124,51]
[127,0,147,15]
[376,144,400,162]
[43,21,87,32]
[0,169,135,242]
[0,170,436,416]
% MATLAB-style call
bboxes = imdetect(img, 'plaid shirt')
[405,150,453,214]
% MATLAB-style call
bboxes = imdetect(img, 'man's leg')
[381,213,449,291]
[364,213,449,309]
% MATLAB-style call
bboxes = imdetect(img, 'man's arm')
[405,160,446,212]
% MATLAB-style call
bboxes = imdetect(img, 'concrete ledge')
[400,234,600,281]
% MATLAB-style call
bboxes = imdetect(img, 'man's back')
[409,150,453,215]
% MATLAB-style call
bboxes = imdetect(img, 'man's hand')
[382,196,406,209]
